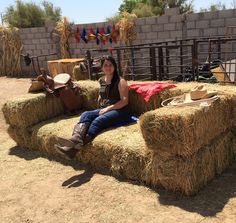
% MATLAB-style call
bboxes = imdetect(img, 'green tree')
[117,0,193,18]
[200,1,226,12]
[132,3,154,18]
[42,1,61,22]
[4,0,61,28]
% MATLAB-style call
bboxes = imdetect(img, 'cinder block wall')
[19,8,236,75]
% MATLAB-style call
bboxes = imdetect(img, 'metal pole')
[86,50,93,80]
[149,47,157,80]
[158,47,164,81]
[116,49,122,77]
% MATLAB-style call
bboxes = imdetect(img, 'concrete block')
[218,27,226,36]
[170,30,182,39]
[187,29,200,37]
[203,11,218,20]
[196,20,209,29]
[19,33,28,40]
[141,25,151,32]
[164,23,176,31]
[30,27,39,33]
[34,33,42,39]
[186,13,200,21]
[145,16,157,25]
[203,28,218,37]
[40,39,48,44]
[210,19,225,27]
[26,33,34,39]
[23,39,32,45]
[21,28,30,34]
[151,24,164,32]
[218,9,234,18]
[34,49,42,56]
[36,44,44,50]
[175,22,183,30]
[137,32,146,40]
[186,21,195,29]
[24,50,33,55]
[27,44,36,50]
[134,25,141,33]
[41,49,49,55]
[164,7,180,16]
[147,32,158,40]
[38,27,46,32]
[170,14,183,23]
[225,17,236,27]
[135,18,146,26]
[158,31,170,39]
[157,15,169,24]
[42,33,51,38]
[32,39,40,44]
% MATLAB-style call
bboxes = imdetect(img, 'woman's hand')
[99,107,110,115]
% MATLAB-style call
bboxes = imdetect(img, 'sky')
[0,0,235,24]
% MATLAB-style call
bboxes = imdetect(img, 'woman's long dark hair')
[101,55,120,89]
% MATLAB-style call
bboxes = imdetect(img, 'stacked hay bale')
[0,26,22,77]
[2,81,236,195]
[139,87,236,195]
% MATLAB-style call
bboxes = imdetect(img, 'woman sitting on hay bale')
[55,55,131,159]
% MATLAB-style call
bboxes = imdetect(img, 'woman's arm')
[99,79,129,115]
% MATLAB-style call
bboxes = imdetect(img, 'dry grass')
[140,95,235,157]
[146,130,235,195]
[0,26,22,77]
[7,114,235,195]
[55,17,72,58]
[2,93,64,128]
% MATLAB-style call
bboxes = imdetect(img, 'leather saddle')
[29,69,81,114]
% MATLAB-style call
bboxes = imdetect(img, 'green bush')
[4,0,61,28]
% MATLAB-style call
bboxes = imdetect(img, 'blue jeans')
[79,106,131,138]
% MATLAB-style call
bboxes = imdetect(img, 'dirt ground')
[0,76,236,223]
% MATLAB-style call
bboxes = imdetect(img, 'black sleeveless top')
[98,76,121,108]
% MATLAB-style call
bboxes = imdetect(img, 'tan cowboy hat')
[162,85,218,107]
[53,73,71,89]
[190,85,217,100]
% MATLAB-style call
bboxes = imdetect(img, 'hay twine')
[0,26,22,77]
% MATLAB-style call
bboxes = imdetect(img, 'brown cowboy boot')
[55,123,89,159]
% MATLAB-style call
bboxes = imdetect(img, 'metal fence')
[86,36,236,83]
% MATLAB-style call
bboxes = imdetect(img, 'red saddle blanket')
[129,82,176,102]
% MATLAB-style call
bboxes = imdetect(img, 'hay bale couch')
[2,81,236,195]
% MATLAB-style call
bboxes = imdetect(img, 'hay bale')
[7,126,32,149]
[8,115,150,182]
[2,93,64,128]
[3,80,236,130]
[73,65,89,80]
[146,130,235,195]
[7,114,235,195]
[76,80,183,115]
[76,80,100,110]
[140,95,235,157]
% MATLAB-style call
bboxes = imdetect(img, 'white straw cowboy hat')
[162,85,219,107]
